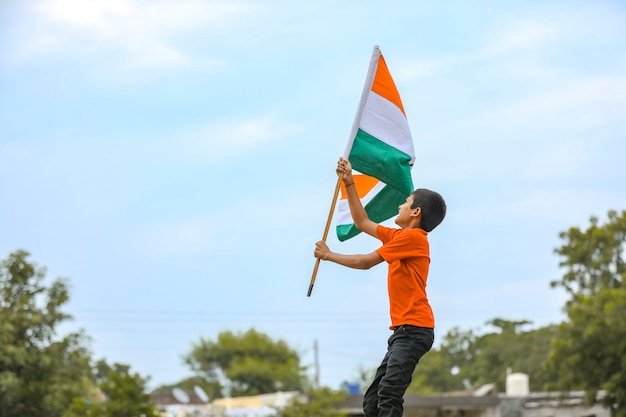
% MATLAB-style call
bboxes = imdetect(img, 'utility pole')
[314,339,320,389]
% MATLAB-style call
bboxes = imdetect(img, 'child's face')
[395,195,419,227]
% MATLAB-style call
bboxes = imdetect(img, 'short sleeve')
[375,225,428,264]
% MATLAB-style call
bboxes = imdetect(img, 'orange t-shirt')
[375,225,434,329]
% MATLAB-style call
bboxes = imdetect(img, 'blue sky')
[1,0,625,392]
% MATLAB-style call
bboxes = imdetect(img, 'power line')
[67,309,562,321]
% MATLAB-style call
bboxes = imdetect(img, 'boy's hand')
[314,241,331,260]
[337,157,354,185]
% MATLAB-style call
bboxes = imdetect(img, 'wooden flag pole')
[307,172,344,297]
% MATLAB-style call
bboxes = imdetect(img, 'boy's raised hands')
[337,157,354,184]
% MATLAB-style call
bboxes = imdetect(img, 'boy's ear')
[411,207,422,217]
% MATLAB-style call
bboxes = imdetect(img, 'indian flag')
[336,46,416,241]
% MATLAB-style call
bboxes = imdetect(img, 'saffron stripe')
[336,180,386,225]
[337,184,406,241]
[339,173,380,200]
[371,55,405,115]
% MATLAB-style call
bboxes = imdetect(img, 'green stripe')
[339,129,415,241]
[349,129,414,196]
[336,184,408,241]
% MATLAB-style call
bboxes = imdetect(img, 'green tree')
[407,349,463,394]
[276,387,346,417]
[0,250,93,417]
[547,210,626,416]
[184,328,306,396]
[551,210,625,301]
[407,326,474,394]
[546,287,626,416]
[96,362,160,417]
[64,361,160,417]
[459,319,557,391]
[407,321,558,394]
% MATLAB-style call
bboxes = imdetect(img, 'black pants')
[363,325,434,417]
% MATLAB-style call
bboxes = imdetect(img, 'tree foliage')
[184,328,306,397]
[64,361,160,417]
[460,320,558,392]
[1,250,159,417]
[547,210,626,416]
[407,349,464,395]
[546,287,626,416]
[551,209,625,301]
[408,321,558,394]
[407,326,473,394]
[0,250,93,417]
[275,388,347,417]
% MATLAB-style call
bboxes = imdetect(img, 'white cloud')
[467,74,626,130]
[482,21,558,57]
[37,0,254,38]
[16,0,256,68]
[0,116,300,175]
[160,117,303,164]
[41,0,133,29]
[395,20,559,82]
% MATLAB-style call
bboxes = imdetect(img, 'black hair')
[410,188,447,232]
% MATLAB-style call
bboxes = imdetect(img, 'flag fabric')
[336,45,416,241]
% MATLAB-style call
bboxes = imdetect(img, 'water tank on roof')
[341,381,361,395]
[506,372,529,397]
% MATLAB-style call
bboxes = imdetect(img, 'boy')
[314,157,446,417]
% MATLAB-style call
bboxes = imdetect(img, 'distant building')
[338,389,610,417]
[151,380,611,417]
[152,390,302,417]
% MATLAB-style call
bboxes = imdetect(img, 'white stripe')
[336,181,386,225]
[343,46,382,160]
[359,92,415,163]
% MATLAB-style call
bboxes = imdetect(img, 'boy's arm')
[314,241,383,270]
[337,158,379,238]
